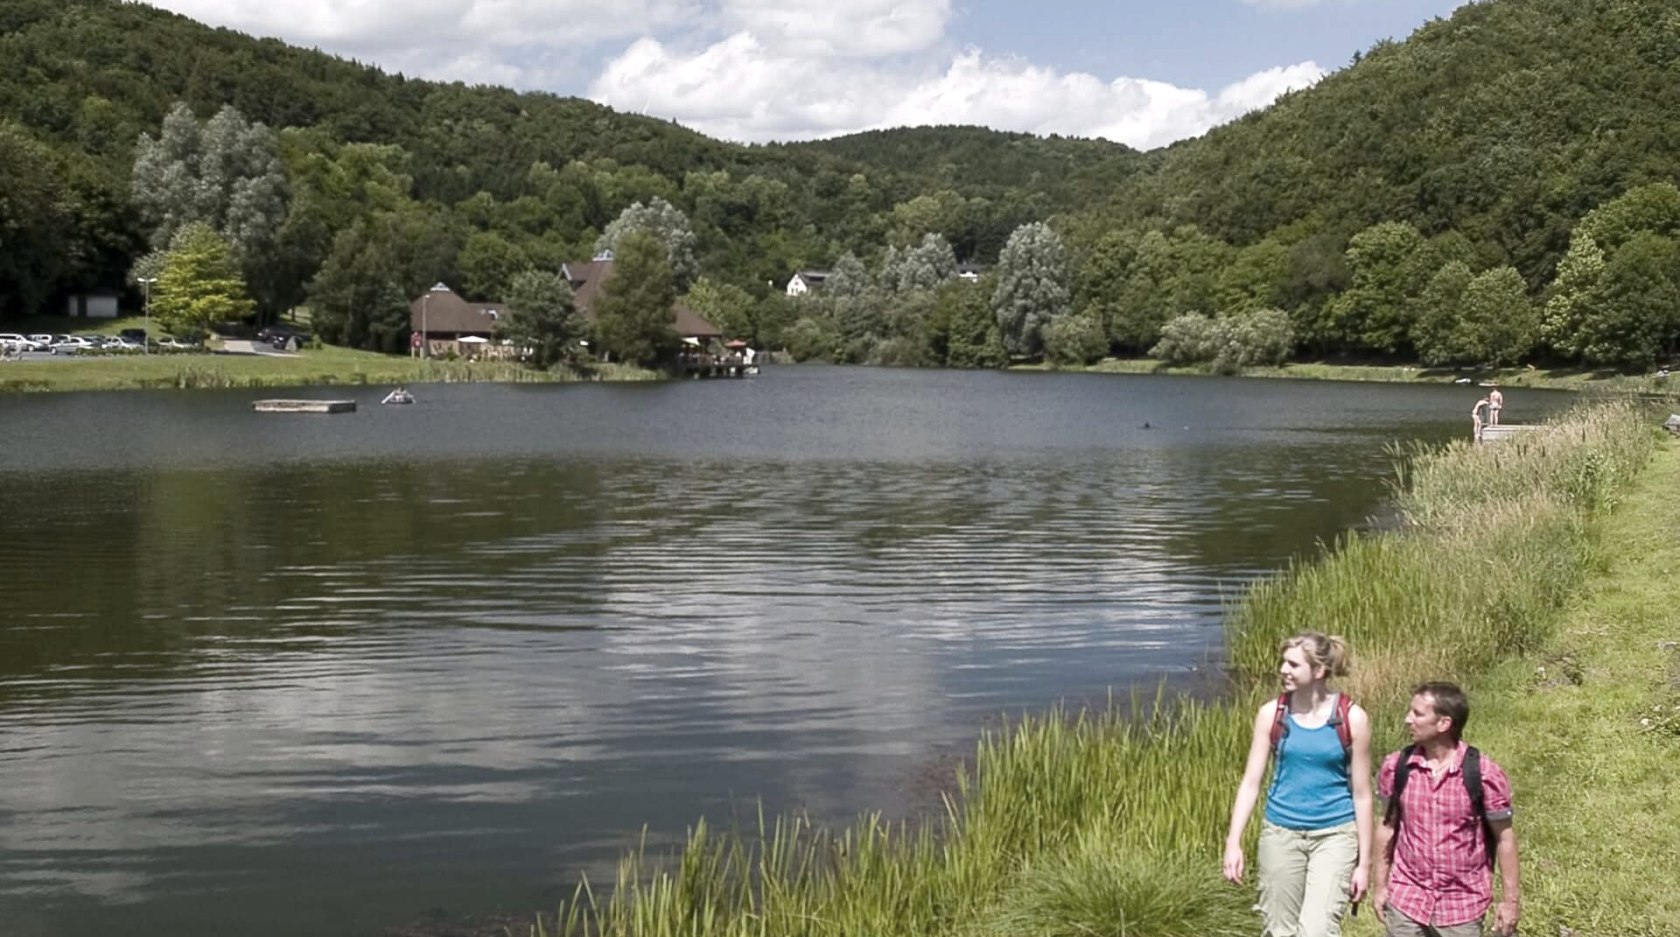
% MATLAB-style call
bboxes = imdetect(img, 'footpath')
[1353,441,1680,936]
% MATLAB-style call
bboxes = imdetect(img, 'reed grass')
[529,399,1659,937]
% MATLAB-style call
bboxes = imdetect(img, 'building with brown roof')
[562,252,723,344]
[409,283,508,358]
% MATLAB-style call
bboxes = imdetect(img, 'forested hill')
[0,0,1135,320]
[6,0,1680,370]
[781,127,1150,198]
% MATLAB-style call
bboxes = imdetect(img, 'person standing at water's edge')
[1487,385,1503,426]
[1471,398,1489,442]
[1372,683,1520,937]
[1225,633,1374,937]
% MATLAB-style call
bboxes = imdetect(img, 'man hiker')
[1372,682,1520,937]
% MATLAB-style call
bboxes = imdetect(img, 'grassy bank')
[0,346,660,392]
[530,400,1661,937]
[1434,443,1680,937]
[1027,356,1677,394]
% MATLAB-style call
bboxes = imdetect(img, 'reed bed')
[532,400,1659,937]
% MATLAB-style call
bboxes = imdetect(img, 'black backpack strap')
[1462,746,1498,869]
[1383,745,1416,830]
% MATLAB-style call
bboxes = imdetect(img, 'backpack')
[1384,744,1498,869]
[1269,692,1354,760]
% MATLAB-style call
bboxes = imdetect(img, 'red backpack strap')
[1329,693,1355,755]
[1268,693,1291,752]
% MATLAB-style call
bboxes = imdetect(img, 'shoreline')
[1017,356,1678,394]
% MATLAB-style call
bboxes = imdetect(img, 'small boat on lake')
[381,388,415,405]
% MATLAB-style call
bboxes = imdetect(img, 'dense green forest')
[3,0,1680,368]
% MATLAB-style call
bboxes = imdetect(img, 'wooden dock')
[253,399,357,414]
[1478,424,1539,445]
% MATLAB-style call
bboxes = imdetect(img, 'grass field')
[0,324,659,391]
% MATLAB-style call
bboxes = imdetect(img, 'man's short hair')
[1413,681,1469,742]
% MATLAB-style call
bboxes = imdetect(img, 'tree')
[503,269,579,369]
[149,222,255,332]
[1328,221,1425,354]
[992,221,1072,358]
[132,103,288,313]
[1043,313,1107,366]
[1413,261,1475,365]
[307,208,457,352]
[1540,235,1604,359]
[826,252,869,297]
[1575,233,1680,367]
[893,233,958,292]
[595,197,698,290]
[456,231,529,301]
[941,280,1007,368]
[0,124,75,316]
[1150,313,1218,366]
[683,277,755,341]
[592,231,678,367]
[1454,267,1537,366]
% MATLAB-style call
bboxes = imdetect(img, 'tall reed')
[532,400,1658,937]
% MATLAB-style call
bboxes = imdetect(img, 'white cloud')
[148,0,1326,150]
[592,38,1325,149]
[720,0,952,57]
[149,0,698,56]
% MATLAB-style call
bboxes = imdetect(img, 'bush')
[1042,313,1108,366]
[1149,313,1218,365]
[782,316,837,362]
[1212,307,1293,373]
[1149,309,1293,372]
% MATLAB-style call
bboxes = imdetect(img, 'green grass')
[523,400,1663,937]
[0,342,660,391]
[1031,356,1680,394]
[1420,442,1680,937]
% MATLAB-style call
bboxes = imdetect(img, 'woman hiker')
[1224,633,1374,937]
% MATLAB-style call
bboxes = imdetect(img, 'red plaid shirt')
[1378,742,1513,926]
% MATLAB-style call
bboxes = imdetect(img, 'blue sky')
[149,0,1469,148]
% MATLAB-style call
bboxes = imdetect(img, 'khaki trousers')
[1384,908,1483,937]
[1256,820,1359,937]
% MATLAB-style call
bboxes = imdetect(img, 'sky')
[145,0,1470,150]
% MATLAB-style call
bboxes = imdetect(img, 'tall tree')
[504,269,579,370]
[149,222,255,333]
[1455,266,1538,366]
[992,221,1072,358]
[131,103,289,314]
[595,197,699,290]
[593,231,677,367]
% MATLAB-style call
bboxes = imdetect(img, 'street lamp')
[138,277,157,355]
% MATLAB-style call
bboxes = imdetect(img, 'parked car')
[28,333,55,346]
[0,333,48,352]
[155,336,198,350]
[50,336,97,354]
[106,337,144,352]
[119,328,148,344]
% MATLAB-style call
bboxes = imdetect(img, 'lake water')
[0,367,1569,936]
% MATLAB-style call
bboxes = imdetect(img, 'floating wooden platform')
[253,399,357,414]
[1478,424,1539,445]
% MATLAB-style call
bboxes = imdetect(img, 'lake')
[0,367,1569,936]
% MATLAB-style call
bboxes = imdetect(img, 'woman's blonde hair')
[1279,632,1351,679]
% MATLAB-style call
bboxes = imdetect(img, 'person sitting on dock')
[1471,397,1490,442]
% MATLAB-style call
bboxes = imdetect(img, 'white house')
[785,270,830,297]
[65,290,120,318]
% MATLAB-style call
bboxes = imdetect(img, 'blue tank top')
[1263,704,1356,830]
